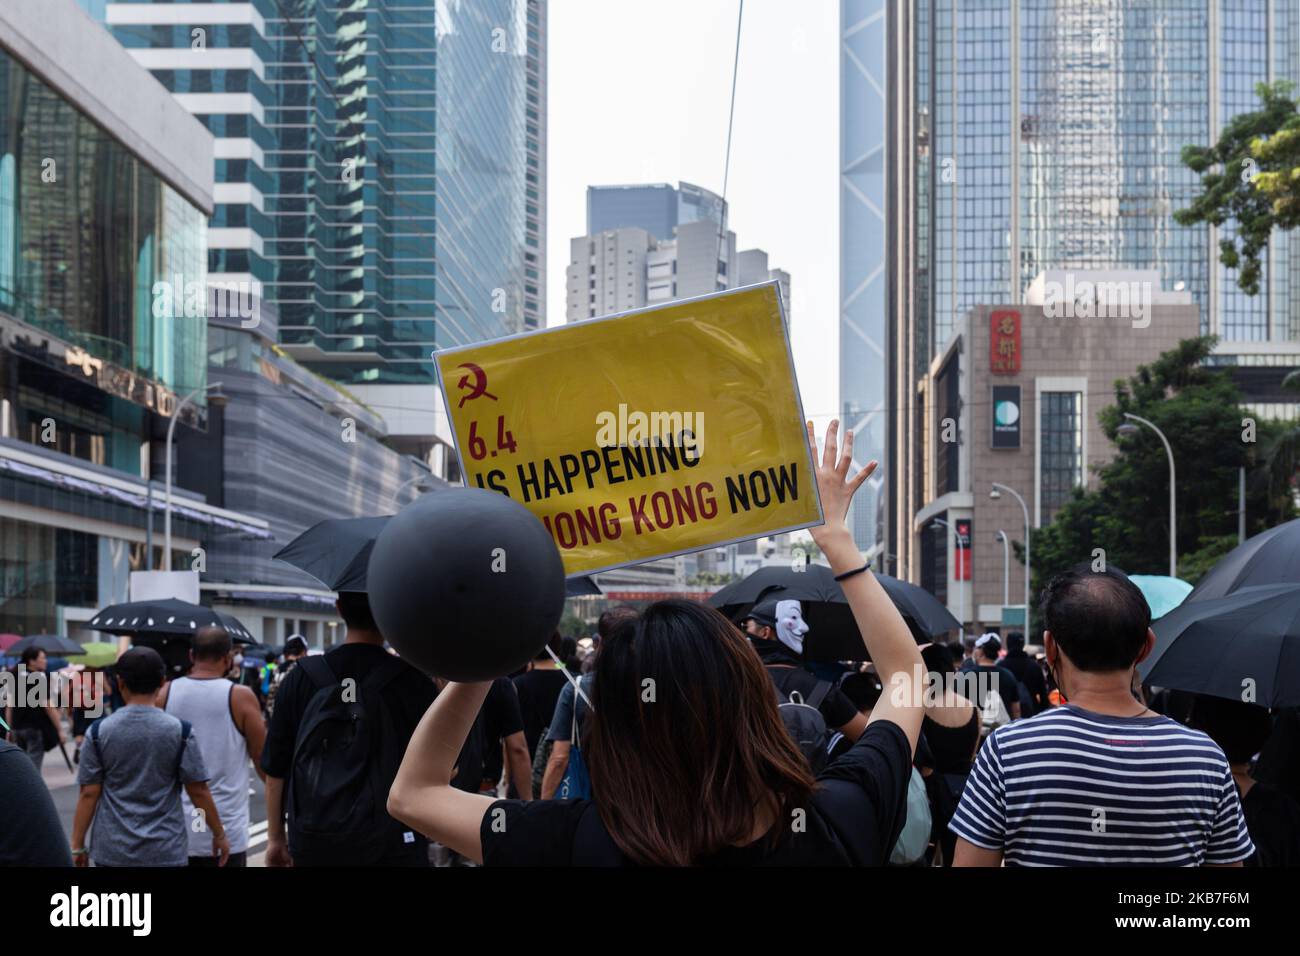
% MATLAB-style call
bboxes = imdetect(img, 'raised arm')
[806,420,925,755]
[388,680,496,864]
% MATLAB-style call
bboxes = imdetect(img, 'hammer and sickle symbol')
[455,363,498,409]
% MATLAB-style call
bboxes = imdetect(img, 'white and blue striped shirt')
[949,705,1254,867]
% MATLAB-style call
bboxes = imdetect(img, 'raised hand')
[806,418,876,549]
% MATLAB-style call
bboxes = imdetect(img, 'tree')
[1262,370,1300,502]
[1026,337,1295,629]
[1176,81,1300,295]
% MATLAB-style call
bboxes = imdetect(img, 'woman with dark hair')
[917,642,979,866]
[388,420,925,865]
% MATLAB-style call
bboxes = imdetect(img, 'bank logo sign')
[992,385,1021,449]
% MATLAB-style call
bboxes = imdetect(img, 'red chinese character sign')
[954,518,972,581]
[990,310,1021,375]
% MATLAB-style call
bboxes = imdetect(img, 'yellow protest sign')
[435,282,821,576]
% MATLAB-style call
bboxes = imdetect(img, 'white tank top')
[167,677,251,856]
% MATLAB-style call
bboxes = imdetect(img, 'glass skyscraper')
[843,0,1300,569]
[85,0,546,393]
[908,0,1300,370]
[840,0,890,558]
[587,181,727,244]
[2,0,273,636]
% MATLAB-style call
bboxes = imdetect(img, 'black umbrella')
[1186,517,1300,603]
[9,634,84,657]
[566,576,602,597]
[274,515,393,593]
[709,565,956,661]
[88,599,255,645]
[213,611,256,644]
[1141,583,1300,707]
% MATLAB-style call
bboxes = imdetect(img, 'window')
[1040,391,1083,520]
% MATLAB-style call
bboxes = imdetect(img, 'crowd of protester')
[3,421,1300,867]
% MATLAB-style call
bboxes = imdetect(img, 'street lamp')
[990,482,1030,627]
[1116,412,1176,577]
[164,382,225,571]
[930,517,965,630]
[995,529,1010,606]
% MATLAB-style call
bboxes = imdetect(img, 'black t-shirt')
[513,667,569,758]
[766,665,860,731]
[999,653,1047,713]
[453,677,526,791]
[479,720,912,866]
[1254,707,1300,804]
[1242,780,1300,867]
[261,643,436,779]
[0,741,71,865]
[10,671,53,732]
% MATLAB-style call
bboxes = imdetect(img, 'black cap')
[284,635,308,656]
[746,599,779,629]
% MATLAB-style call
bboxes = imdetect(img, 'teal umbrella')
[1128,574,1193,620]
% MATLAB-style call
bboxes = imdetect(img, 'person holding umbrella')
[4,647,67,772]
[1190,694,1300,867]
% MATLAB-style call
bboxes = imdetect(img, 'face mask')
[774,599,809,656]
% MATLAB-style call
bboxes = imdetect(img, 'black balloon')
[367,488,566,681]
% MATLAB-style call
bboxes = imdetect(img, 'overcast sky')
[546,0,841,423]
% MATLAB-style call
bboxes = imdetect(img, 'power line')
[715,0,745,282]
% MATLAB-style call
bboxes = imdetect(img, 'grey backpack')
[774,680,833,774]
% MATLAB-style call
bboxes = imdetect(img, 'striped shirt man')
[949,704,1254,866]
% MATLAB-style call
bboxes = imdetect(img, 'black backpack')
[286,655,412,865]
[771,672,833,774]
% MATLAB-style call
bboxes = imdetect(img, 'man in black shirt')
[261,593,436,867]
[454,676,530,799]
[998,632,1049,715]
[958,634,1022,720]
[512,634,570,762]
[1192,694,1300,867]
[4,648,65,771]
[744,599,867,743]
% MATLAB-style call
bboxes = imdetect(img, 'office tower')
[587,181,727,243]
[840,0,891,559]
[0,0,270,634]
[842,0,1300,577]
[565,218,789,324]
[85,0,547,472]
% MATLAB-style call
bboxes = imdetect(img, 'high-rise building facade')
[840,0,891,560]
[843,0,1300,579]
[85,0,546,472]
[1,0,270,636]
[587,181,727,244]
[565,222,787,325]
